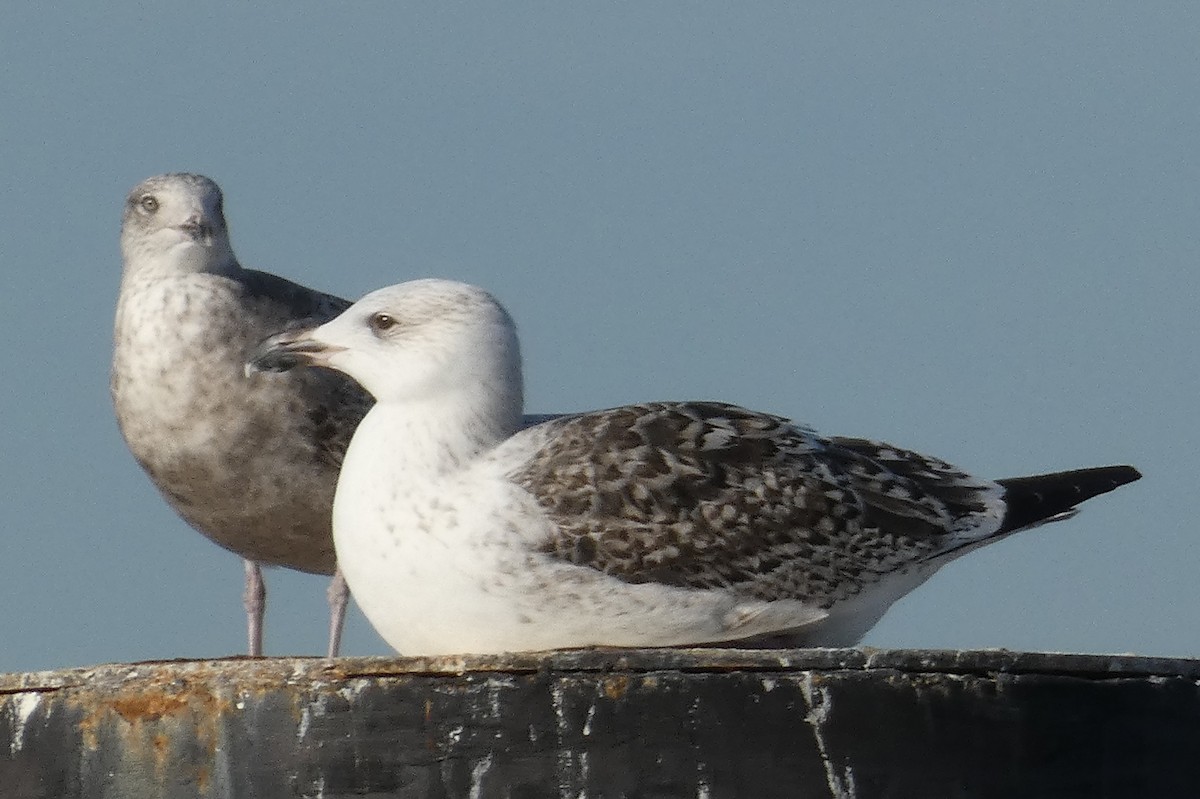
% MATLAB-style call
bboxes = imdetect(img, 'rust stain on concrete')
[109,691,193,724]
[602,674,630,700]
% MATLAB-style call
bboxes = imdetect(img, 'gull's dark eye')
[139,195,159,213]
[369,313,398,333]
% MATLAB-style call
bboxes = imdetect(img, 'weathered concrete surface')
[0,649,1197,798]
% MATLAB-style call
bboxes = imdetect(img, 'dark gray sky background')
[1,4,1196,674]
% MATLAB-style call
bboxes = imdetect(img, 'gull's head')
[120,173,236,275]
[248,279,523,407]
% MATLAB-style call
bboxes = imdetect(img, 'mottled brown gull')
[248,279,1141,655]
[112,173,367,657]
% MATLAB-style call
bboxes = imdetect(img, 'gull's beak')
[177,212,214,243]
[244,327,345,376]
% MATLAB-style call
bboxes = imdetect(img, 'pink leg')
[326,568,349,659]
[243,559,265,657]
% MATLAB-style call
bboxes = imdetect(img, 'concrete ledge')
[2,649,1198,798]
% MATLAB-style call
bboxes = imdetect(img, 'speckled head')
[249,279,524,412]
[121,173,237,276]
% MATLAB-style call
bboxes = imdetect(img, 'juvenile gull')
[112,173,366,657]
[249,279,1142,655]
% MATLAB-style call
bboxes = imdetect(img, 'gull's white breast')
[330,413,827,655]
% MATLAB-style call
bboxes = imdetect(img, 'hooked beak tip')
[178,218,214,242]
[245,328,332,376]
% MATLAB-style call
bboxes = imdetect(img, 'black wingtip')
[996,464,1141,534]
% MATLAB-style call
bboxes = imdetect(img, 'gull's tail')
[997,465,1142,533]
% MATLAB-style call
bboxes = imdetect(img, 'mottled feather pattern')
[823,437,1000,536]
[114,268,372,572]
[112,175,373,574]
[241,269,352,328]
[516,402,1004,607]
[240,270,369,469]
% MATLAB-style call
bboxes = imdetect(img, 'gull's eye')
[139,195,159,213]
[369,313,399,333]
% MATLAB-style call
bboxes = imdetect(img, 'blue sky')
[1,4,1196,674]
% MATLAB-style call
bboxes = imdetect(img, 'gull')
[112,173,367,657]
[248,278,1141,655]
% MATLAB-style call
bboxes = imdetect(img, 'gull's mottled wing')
[513,401,1005,608]
[241,268,353,326]
[238,269,370,470]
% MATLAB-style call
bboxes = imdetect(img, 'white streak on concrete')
[468,752,493,799]
[338,680,370,703]
[7,692,41,755]
[800,673,856,799]
[297,705,312,740]
[582,698,597,736]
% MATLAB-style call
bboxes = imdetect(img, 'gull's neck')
[346,379,524,485]
[121,236,241,283]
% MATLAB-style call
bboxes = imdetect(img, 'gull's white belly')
[331,473,825,656]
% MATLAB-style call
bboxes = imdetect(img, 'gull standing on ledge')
[248,279,1141,655]
[112,173,370,657]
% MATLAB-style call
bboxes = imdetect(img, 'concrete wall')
[1,649,1197,798]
